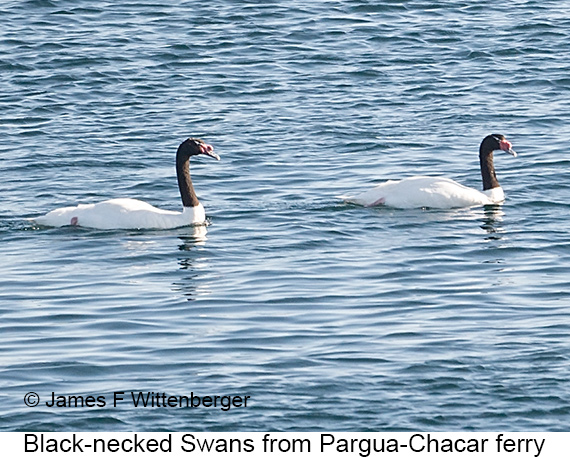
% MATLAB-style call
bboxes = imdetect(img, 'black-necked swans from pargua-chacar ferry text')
[344,134,517,209]
[35,138,220,229]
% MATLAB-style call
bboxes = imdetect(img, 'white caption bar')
[1,432,565,456]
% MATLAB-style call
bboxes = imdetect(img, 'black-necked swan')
[35,138,220,229]
[344,134,517,209]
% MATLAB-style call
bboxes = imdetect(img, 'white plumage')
[344,176,505,209]
[35,198,206,230]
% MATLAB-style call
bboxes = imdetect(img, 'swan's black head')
[481,134,517,157]
[178,138,220,160]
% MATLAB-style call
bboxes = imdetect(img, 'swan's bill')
[498,138,517,157]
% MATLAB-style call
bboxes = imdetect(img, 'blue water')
[2,0,570,431]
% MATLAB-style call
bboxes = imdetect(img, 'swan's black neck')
[479,147,500,191]
[176,151,200,208]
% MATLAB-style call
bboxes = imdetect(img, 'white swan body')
[35,138,218,230]
[35,198,206,230]
[344,135,516,210]
[345,176,505,209]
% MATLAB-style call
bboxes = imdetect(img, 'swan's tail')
[336,195,354,203]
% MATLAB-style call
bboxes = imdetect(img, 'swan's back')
[35,198,205,230]
[345,176,500,209]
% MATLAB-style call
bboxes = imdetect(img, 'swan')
[343,134,517,209]
[35,138,220,229]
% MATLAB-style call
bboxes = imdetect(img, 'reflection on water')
[480,206,507,275]
[179,225,208,250]
[174,225,208,301]
[481,205,505,240]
